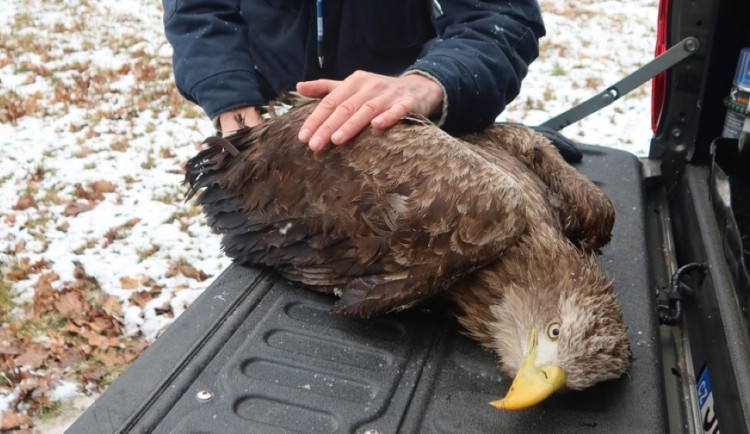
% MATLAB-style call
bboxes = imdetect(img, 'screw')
[671,127,682,139]
[684,38,699,53]
[196,389,214,401]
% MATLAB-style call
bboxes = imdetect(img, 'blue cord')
[316,0,324,68]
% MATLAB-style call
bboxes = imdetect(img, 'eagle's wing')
[186,105,527,319]
[460,125,615,251]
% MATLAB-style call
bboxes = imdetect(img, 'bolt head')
[196,390,214,401]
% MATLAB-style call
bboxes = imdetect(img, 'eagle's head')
[486,253,632,410]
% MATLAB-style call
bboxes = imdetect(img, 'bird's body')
[185,98,631,409]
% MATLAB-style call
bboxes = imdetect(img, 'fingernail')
[299,127,311,142]
[331,130,344,144]
[309,136,323,151]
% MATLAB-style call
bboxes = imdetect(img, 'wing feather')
[185,102,528,318]
[461,125,615,251]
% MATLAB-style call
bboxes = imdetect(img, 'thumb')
[296,79,340,98]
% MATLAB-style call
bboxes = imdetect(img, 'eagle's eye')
[546,321,561,341]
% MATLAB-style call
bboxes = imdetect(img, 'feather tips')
[185,101,531,318]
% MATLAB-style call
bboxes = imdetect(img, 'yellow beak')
[490,328,567,410]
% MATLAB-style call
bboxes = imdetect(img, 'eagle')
[184,97,631,410]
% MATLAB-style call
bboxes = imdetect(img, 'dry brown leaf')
[14,343,48,370]
[161,148,175,158]
[0,342,22,356]
[98,348,129,368]
[91,180,115,196]
[100,293,122,318]
[57,346,84,368]
[86,316,116,334]
[76,145,95,156]
[7,268,28,281]
[13,194,37,210]
[81,329,111,349]
[1,411,33,431]
[31,273,58,319]
[82,367,108,384]
[179,264,209,281]
[119,276,140,289]
[130,291,153,309]
[14,239,26,254]
[63,201,93,216]
[54,290,84,318]
[7,257,30,281]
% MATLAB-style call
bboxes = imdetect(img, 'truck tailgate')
[69,144,666,433]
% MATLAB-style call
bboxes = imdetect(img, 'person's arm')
[163,0,266,130]
[296,0,545,150]
[405,0,546,134]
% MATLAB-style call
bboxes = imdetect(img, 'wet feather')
[185,96,631,403]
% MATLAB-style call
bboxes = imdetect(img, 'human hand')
[219,106,263,136]
[296,71,444,151]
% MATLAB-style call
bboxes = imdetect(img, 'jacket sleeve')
[163,0,266,121]
[404,0,545,135]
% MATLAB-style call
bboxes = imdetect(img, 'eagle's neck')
[449,228,584,349]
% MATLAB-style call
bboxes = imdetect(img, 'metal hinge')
[540,37,700,131]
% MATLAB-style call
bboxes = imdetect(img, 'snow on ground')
[0,0,657,430]
[502,0,658,155]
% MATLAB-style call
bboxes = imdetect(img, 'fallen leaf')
[0,342,22,356]
[119,276,139,289]
[82,367,108,384]
[31,273,58,319]
[98,348,126,368]
[1,412,33,431]
[100,293,122,318]
[15,343,48,369]
[130,291,153,309]
[7,268,28,281]
[83,329,111,349]
[54,290,84,318]
[13,194,36,210]
[91,180,115,196]
[63,201,93,216]
[56,346,84,368]
[14,239,26,253]
[99,293,122,318]
[178,264,209,281]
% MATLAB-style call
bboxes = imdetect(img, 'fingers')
[312,98,383,149]
[372,102,410,130]
[296,71,443,152]
[298,74,378,151]
[296,79,338,99]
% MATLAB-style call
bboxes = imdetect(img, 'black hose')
[658,263,706,326]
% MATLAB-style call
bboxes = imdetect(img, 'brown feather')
[185,96,631,393]
[187,100,527,319]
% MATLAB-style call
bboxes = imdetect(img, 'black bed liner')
[69,144,666,433]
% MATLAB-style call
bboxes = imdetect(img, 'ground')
[0,0,657,431]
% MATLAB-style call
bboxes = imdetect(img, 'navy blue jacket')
[163,0,545,134]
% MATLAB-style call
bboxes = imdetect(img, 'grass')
[0,271,15,321]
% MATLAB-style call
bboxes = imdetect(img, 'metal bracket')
[539,36,700,131]
[658,262,706,326]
